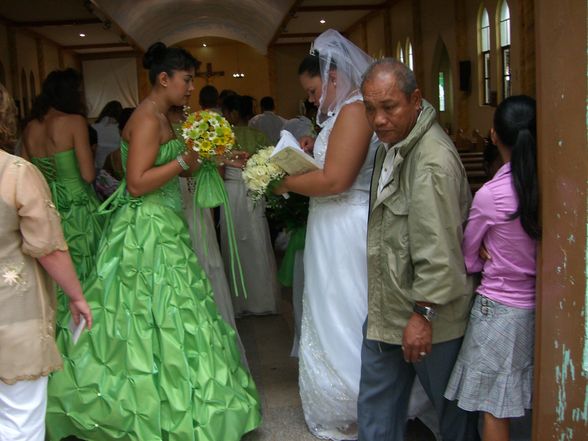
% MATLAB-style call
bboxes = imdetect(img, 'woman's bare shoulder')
[333,100,370,132]
[123,105,159,141]
[339,100,366,117]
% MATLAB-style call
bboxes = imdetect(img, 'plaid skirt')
[444,294,535,418]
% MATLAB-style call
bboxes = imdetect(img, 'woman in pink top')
[445,95,539,441]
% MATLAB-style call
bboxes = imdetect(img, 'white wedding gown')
[220,166,281,316]
[179,177,248,366]
[299,97,379,440]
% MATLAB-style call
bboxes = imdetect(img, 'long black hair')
[96,100,123,123]
[30,68,85,120]
[143,42,200,85]
[493,95,540,239]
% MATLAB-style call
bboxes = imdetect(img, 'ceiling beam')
[0,13,66,54]
[278,32,320,39]
[272,40,314,46]
[271,1,390,47]
[269,0,305,46]
[345,0,402,35]
[87,0,144,53]
[297,5,385,12]
[12,18,101,27]
[62,42,130,50]
[79,50,137,61]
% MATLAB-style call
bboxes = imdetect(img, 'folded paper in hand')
[270,130,321,175]
[68,316,86,345]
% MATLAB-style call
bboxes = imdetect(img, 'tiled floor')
[236,297,437,441]
[238,308,318,441]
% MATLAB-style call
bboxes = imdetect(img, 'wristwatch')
[413,304,437,322]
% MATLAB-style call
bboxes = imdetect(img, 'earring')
[333,81,337,86]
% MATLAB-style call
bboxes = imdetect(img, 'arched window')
[498,0,511,98]
[406,39,414,71]
[396,42,405,64]
[438,72,446,112]
[433,37,453,131]
[478,6,491,105]
[29,71,36,102]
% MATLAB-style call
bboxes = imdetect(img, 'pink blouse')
[462,162,537,309]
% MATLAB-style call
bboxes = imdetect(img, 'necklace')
[148,99,174,138]
[148,99,164,115]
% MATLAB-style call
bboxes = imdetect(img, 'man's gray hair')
[361,58,418,98]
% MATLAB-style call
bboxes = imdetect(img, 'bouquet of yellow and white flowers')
[181,110,235,161]
[242,146,285,202]
[181,109,246,296]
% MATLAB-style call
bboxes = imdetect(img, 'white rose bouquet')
[242,146,286,201]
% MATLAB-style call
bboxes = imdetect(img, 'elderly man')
[357,58,479,440]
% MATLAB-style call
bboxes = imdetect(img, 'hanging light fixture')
[232,45,245,78]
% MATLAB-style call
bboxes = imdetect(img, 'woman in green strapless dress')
[46,43,261,441]
[22,68,104,328]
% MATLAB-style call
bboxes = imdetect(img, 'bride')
[274,29,379,440]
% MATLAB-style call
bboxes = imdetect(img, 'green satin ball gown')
[30,150,103,324]
[46,139,261,441]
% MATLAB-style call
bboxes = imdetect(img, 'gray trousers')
[357,320,479,441]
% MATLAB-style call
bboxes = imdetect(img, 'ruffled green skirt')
[46,197,261,440]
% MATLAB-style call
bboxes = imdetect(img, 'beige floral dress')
[0,150,68,384]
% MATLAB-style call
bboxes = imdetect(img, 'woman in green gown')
[22,68,104,328]
[46,43,261,440]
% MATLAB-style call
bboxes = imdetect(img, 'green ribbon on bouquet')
[277,226,306,287]
[193,159,247,297]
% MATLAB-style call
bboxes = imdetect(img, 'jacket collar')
[395,99,437,158]
[371,99,437,209]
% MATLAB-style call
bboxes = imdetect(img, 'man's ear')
[411,88,423,109]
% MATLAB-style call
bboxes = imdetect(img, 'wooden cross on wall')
[195,62,224,84]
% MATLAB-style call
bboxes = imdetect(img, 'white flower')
[2,268,22,286]
[242,146,285,201]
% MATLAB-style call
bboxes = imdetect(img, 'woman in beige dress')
[0,84,92,441]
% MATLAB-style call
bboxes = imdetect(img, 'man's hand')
[401,313,432,363]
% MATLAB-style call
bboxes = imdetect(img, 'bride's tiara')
[309,43,317,56]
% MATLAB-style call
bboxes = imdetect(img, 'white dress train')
[179,177,248,366]
[290,250,304,357]
[298,98,379,440]
[220,166,281,316]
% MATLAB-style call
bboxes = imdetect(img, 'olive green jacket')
[366,100,474,345]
